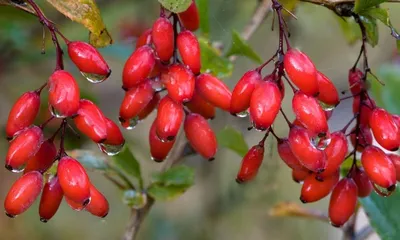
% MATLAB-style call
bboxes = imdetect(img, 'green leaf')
[147,184,190,201]
[336,16,362,45]
[225,30,262,64]
[0,0,36,15]
[360,16,379,47]
[374,64,400,114]
[217,126,249,157]
[158,0,192,13]
[46,0,112,47]
[68,149,108,171]
[361,8,390,26]
[199,37,233,78]
[197,0,209,37]
[112,146,143,187]
[354,0,386,13]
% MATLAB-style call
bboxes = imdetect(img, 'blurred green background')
[0,0,399,239]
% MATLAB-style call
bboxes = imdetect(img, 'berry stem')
[269,127,281,141]
[39,116,55,129]
[35,81,48,94]
[341,114,358,133]
[57,119,68,158]
[279,108,292,127]
[172,14,179,64]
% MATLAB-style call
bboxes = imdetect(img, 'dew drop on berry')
[49,105,67,118]
[98,142,125,156]
[122,190,147,209]
[151,77,164,92]
[234,110,249,118]
[318,100,336,111]
[7,163,26,173]
[311,134,331,151]
[80,71,110,84]
[372,182,396,197]
[120,117,140,130]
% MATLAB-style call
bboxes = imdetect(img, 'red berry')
[4,171,43,217]
[277,138,303,170]
[6,91,40,139]
[156,96,184,141]
[292,167,310,183]
[103,118,125,146]
[249,81,282,131]
[351,168,372,197]
[184,113,217,160]
[350,125,372,152]
[388,154,400,182]
[369,108,400,151]
[152,17,174,62]
[177,30,201,74]
[39,176,63,222]
[352,95,375,126]
[149,119,175,162]
[161,64,195,103]
[316,71,339,106]
[300,171,339,203]
[230,70,262,115]
[119,81,155,121]
[57,156,91,205]
[5,126,44,172]
[73,99,108,143]
[361,146,396,189]
[196,73,232,111]
[318,132,348,178]
[348,68,364,95]
[138,93,160,120]
[67,41,111,78]
[328,178,358,227]
[48,70,80,117]
[236,144,264,183]
[177,0,200,31]
[185,91,216,119]
[24,139,57,174]
[284,48,318,96]
[86,184,109,218]
[123,45,156,89]
[136,28,152,49]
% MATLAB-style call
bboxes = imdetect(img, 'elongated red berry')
[318,132,348,178]
[236,144,264,183]
[6,126,44,172]
[184,113,217,160]
[316,71,339,106]
[152,17,174,62]
[284,48,318,96]
[4,171,43,217]
[277,139,303,170]
[136,28,152,49]
[196,73,232,111]
[161,64,195,103]
[177,30,201,74]
[39,176,63,222]
[329,178,358,227]
[300,171,339,203]
[178,0,200,31]
[352,95,375,126]
[57,156,91,205]
[249,81,282,131]
[369,108,400,151]
[288,126,326,173]
[186,91,215,119]
[292,167,310,183]
[292,91,328,136]
[348,68,364,95]
[119,81,154,121]
[361,146,396,189]
[156,96,184,141]
[351,168,372,197]
[48,70,80,118]
[67,41,111,78]
[24,139,57,174]
[6,91,40,139]
[86,184,109,218]
[103,118,124,146]
[138,93,160,120]
[73,99,108,143]
[230,70,262,115]
[123,45,156,89]
[388,154,400,182]
[149,120,175,162]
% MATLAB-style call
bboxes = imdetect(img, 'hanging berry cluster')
[119,1,233,162]
[233,0,400,228]
[3,0,122,222]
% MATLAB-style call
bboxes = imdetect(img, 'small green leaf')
[336,16,362,45]
[68,149,108,171]
[374,64,400,114]
[147,184,190,201]
[360,16,379,47]
[225,30,262,64]
[217,126,249,157]
[152,165,195,187]
[112,146,143,187]
[361,8,390,26]
[199,37,233,78]
[354,0,386,13]
[197,0,209,37]
[158,0,192,13]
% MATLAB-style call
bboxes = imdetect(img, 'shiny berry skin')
[65,197,85,211]
[300,171,339,203]
[350,125,373,152]
[277,139,303,170]
[149,120,175,162]
[136,28,152,49]
[318,132,348,178]
[177,0,200,31]
[161,64,195,103]
[249,81,282,131]
[57,156,91,205]
[103,118,124,146]
[292,167,310,183]
[39,176,63,222]
[236,144,264,183]
[122,45,156,89]
[361,146,396,189]
[369,108,400,151]
[316,71,339,106]
[6,91,40,139]
[196,73,232,111]
[348,68,364,95]
[352,95,375,126]
[156,96,184,141]
[119,81,155,121]
[4,171,43,217]
[48,70,80,117]
[24,139,57,174]
[86,184,109,218]
[73,99,108,143]
[177,30,201,74]
[329,178,358,227]
[138,93,160,120]
[186,91,215,119]
[67,41,111,77]
[388,154,400,182]
[292,91,328,136]
[184,113,217,160]
[5,126,44,172]
[283,48,318,96]
[230,70,262,115]
[152,17,174,62]
[288,126,326,173]
[351,168,372,197]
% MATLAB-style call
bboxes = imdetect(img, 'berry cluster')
[3,1,121,222]
[119,1,232,162]
[233,1,400,228]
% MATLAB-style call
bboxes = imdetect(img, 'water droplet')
[251,122,268,132]
[150,156,164,163]
[49,105,66,118]
[151,77,164,92]
[120,117,139,130]
[80,72,110,84]
[122,190,147,209]
[5,163,26,173]
[311,134,331,151]
[5,212,16,218]
[98,141,125,156]
[373,183,396,197]
[318,101,336,111]
[234,110,249,118]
